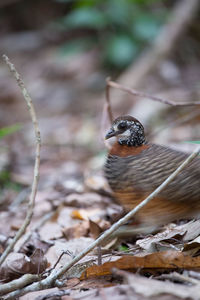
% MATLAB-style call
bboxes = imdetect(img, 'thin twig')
[0,55,41,266]
[105,77,113,123]
[4,144,200,299]
[100,77,114,149]
[107,80,200,107]
[43,250,74,276]
[101,102,112,150]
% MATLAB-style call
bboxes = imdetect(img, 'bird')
[104,115,200,227]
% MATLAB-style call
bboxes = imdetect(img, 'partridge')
[104,115,200,226]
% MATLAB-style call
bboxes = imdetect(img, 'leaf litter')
[1,23,200,299]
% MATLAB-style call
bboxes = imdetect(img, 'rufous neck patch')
[109,142,149,157]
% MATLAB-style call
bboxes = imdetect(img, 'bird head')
[105,115,146,147]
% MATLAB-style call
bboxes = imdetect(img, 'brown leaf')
[183,235,200,255]
[63,221,90,239]
[89,220,102,239]
[80,250,200,279]
[0,249,47,282]
[89,219,110,239]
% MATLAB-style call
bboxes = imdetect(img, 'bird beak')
[105,128,117,140]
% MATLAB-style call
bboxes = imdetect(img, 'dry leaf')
[81,250,200,279]
[113,270,200,300]
[182,220,200,241]
[136,220,200,253]
[136,225,186,252]
[63,221,90,239]
[46,238,94,271]
[0,249,47,282]
[71,208,103,221]
[89,220,102,239]
[183,235,200,256]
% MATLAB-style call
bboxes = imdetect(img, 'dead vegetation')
[1,0,200,299]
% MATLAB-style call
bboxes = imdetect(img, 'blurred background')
[0,0,200,208]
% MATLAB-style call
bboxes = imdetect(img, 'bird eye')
[118,122,127,130]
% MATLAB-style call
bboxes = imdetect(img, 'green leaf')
[119,244,129,252]
[62,7,107,29]
[104,35,138,68]
[0,124,22,140]
[133,14,161,40]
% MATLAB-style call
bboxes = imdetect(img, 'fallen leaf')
[136,220,200,253]
[63,221,89,239]
[136,225,186,252]
[0,249,47,282]
[71,208,104,221]
[39,222,63,240]
[113,270,200,300]
[81,250,200,279]
[89,220,103,239]
[183,235,200,255]
[46,238,94,271]
[182,220,200,241]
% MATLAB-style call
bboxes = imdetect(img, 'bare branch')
[107,80,200,107]
[100,102,112,150]
[105,77,113,123]
[0,55,41,266]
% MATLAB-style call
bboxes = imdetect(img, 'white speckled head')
[105,115,146,147]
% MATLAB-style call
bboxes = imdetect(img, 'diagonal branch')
[107,79,200,107]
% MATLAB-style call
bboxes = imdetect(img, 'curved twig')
[0,55,41,266]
